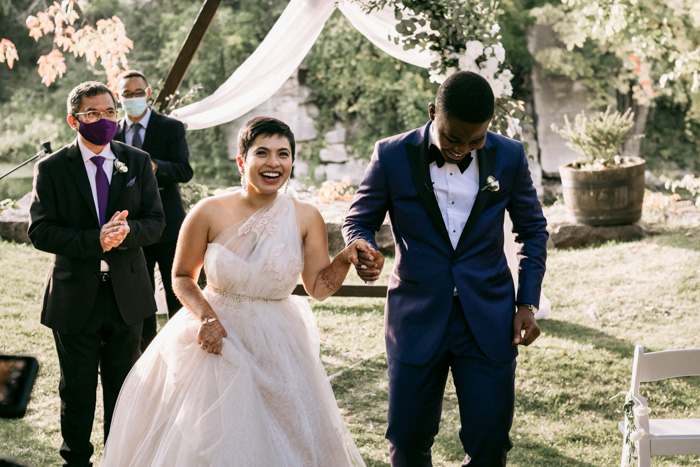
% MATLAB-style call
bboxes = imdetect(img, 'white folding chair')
[618,345,700,466]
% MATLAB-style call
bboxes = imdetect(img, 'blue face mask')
[120,96,148,118]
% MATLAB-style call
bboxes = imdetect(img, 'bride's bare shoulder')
[292,198,325,240]
[190,191,242,216]
[293,198,323,222]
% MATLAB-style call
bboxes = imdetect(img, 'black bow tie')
[429,144,473,173]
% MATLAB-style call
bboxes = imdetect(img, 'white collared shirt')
[78,137,115,271]
[428,126,480,249]
[125,108,151,147]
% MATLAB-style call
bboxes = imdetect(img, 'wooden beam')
[292,284,388,298]
[154,0,223,110]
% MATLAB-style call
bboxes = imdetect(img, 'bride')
[101,117,369,466]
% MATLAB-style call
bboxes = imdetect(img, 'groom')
[342,71,548,466]
[28,81,165,466]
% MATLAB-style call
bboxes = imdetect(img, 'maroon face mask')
[78,119,118,146]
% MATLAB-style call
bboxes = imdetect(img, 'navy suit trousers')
[386,296,516,467]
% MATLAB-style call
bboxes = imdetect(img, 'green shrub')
[552,107,638,169]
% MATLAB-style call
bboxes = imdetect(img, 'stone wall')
[527,23,591,176]
[225,67,549,192]
[222,68,368,185]
[0,193,31,244]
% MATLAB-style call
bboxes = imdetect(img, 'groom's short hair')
[238,117,296,160]
[435,71,494,124]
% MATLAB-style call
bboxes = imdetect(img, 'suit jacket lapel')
[406,131,452,248]
[66,140,100,225]
[455,143,497,255]
[141,110,159,152]
[116,119,127,143]
[107,142,127,216]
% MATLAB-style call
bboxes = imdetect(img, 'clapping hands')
[100,210,130,252]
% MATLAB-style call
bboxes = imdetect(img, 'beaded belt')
[206,284,284,302]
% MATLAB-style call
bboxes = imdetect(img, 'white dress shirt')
[125,108,151,146]
[78,137,116,271]
[428,127,480,249]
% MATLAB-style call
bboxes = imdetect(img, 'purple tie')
[91,156,109,227]
[131,122,143,149]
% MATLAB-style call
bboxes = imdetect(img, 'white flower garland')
[614,391,651,467]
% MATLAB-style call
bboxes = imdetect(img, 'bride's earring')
[240,172,247,193]
[283,178,290,195]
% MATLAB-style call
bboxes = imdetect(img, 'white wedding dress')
[102,194,365,466]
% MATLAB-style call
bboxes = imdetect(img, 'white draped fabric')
[171,0,428,129]
[170,0,551,318]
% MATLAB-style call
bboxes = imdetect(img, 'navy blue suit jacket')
[116,110,192,243]
[342,122,548,365]
[28,140,166,334]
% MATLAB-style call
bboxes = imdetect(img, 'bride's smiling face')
[238,134,293,194]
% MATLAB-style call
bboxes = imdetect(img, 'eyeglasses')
[74,109,118,123]
[120,90,148,99]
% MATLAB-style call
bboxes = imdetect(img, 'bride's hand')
[351,241,384,283]
[344,239,377,266]
[197,318,227,354]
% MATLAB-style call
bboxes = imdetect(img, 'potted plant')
[552,107,645,226]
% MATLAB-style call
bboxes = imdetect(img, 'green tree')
[305,10,436,160]
[348,0,530,142]
[532,0,700,164]
[109,0,289,183]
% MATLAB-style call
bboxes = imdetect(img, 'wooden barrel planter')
[559,157,646,226]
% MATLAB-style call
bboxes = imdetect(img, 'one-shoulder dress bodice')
[204,194,304,301]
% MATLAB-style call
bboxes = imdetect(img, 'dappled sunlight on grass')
[1,234,699,466]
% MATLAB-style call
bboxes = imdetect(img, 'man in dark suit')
[342,72,548,466]
[114,70,193,350]
[28,81,165,466]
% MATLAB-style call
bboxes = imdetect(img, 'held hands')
[197,318,227,355]
[343,239,377,267]
[353,243,385,283]
[512,305,541,346]
[100,210,130,252]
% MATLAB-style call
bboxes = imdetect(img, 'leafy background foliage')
[0,0,698,186]
[305,10,435,161]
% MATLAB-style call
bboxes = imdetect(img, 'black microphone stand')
[0,142,52,181]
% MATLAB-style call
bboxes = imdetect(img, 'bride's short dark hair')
[238,117,296,160]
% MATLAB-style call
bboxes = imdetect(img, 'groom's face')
[429,103,490,164]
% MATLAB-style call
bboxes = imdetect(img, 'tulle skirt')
[101,289,365,466]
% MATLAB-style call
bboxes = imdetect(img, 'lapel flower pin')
[114,159,129,174]
[481,175,500,192]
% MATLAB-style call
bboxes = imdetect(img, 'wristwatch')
[517,304,538,315]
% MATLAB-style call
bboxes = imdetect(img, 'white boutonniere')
[114,160,128,174]
[481,175,500,192]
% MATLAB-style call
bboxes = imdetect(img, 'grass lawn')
[1,221,699,466]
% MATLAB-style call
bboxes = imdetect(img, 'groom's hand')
[512,306,540,346]
[355,248,384,283]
